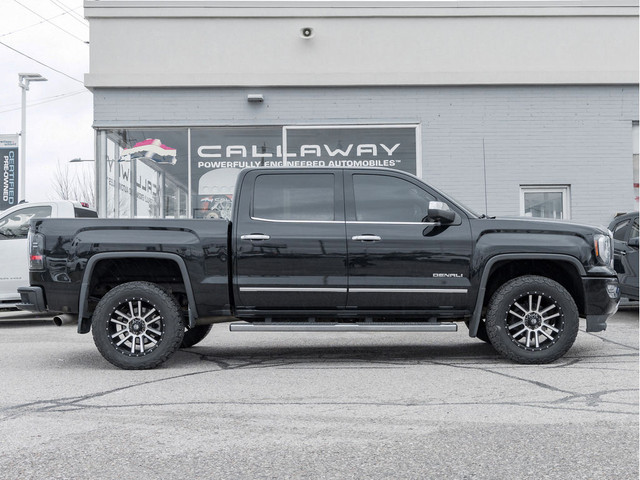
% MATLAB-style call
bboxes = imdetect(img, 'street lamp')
[70,158,95,163]
[18,73,48,203]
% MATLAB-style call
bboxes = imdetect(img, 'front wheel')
[485,275,579,364]
[91,281,185,369]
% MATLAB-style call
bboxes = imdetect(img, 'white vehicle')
[0,201,97,309]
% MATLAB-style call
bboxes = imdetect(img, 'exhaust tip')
[52,314,77,327]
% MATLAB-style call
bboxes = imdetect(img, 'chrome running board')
[229,322,458,332]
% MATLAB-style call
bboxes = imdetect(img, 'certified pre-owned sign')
[0,134,19,211]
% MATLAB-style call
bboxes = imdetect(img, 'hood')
[475,216,609,237]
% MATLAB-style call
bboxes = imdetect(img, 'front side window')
[520,185,570,220]
[253,174,335,221]
[0,206,52,239]
[353,174,434,222]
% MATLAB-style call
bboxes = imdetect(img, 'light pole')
[18,73,48,203]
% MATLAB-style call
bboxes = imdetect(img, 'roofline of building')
[84,0,639,18]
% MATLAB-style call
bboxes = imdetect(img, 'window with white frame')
[520,185,570,220]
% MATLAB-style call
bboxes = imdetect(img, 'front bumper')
[582,276,620,332]
[16,286,47,313]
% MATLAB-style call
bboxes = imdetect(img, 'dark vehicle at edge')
[18,168,620,369]
[609,211,639,301]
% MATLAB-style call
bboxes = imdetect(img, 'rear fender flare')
[77,252,198,333]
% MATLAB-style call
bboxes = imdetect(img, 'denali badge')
[433,273,464,278]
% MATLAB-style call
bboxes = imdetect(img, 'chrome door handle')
[351,235,382,242]
[241,234,271,241]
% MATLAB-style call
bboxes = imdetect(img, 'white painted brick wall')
[94,85,638,225]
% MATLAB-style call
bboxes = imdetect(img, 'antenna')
[482,138,488,216]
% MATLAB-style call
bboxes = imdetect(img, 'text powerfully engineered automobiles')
[18,168,620,369]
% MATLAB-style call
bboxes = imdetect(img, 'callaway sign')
[197,143,401,159]
[191,126,418,218]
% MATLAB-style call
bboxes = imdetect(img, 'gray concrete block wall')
[93,85,639,225]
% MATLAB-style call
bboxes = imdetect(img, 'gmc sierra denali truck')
[17,168,620,369]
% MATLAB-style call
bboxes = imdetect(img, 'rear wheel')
[181,324,213,348]
[91,281,184,369]
[485,275,579,364]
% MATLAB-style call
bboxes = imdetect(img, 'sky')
[1,0,92,204]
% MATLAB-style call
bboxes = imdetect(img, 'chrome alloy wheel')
[505,293,564,351]
[108,299,164,356]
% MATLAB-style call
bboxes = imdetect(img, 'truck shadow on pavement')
[57,342,503,371]
[174,342,510,368]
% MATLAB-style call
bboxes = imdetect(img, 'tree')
[51,160,95,207]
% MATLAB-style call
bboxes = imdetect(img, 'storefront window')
[191,127,282,219]
[97,125,419,219]
[104,128,189,218]
[190,125,419,219]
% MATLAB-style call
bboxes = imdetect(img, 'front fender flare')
[468,253,585,337]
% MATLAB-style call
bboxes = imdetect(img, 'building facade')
[85,0,639,225]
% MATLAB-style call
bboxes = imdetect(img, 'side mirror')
[629,237,639,248]
[425,201,455,224]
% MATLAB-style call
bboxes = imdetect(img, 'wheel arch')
[77,252,198,334]
[468,254,585,337]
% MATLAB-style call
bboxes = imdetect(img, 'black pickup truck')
[18,167,620,369]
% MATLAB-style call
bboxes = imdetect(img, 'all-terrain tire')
[181,324,213,348]
[91,281,184,369]
[485,275,579,364]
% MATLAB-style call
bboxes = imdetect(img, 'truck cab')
[232,168,473,317]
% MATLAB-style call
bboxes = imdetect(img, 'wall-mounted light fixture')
[247,94,264,103]
[300,27,314,39]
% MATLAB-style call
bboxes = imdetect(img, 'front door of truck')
[344,171,472,311]
[233,170,347,311]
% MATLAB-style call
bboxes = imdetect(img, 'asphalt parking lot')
[0,307,638,480]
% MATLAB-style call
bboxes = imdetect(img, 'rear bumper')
[16,286,47,313]
[582,276,620,332]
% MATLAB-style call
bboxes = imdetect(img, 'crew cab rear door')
[344,171,473,311]
[233,170,347,310]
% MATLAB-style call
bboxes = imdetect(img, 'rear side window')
[0,205,52,239]
[253,174,335,221]
[74,207,98,218]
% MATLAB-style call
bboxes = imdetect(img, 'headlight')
[594,234,612,266]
